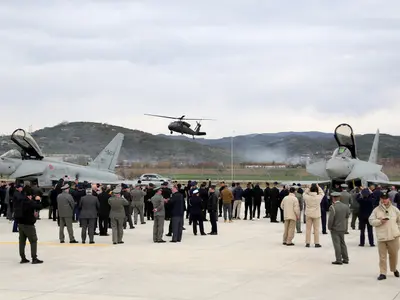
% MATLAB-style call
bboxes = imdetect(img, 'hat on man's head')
[331,191,341,197]
[380,190,389,199]
[121,183,128,190]
[112,186,121,194]
[193,189,199,194]
[273,181,278,185]
[16,184,23,189]
[341,184,348,188]
[61,184,70,190]
[191,181,198,186]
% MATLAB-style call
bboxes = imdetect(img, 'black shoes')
[305,244,310,248]
[170,241,177,243]
[322,232,328,235]
[20,258,30,264]
[283,242,287,245]
[315,244,322,248]
[70,240,78,244]
[118,241,124,244]
[207,232,217,235]
[394,270,399,277]
[165,233,172,237]
[332,261,343,265]
[141,222,146,224]
[286,243,295,246]
[377,274,387,281]
[342,260,349,264]
[32,258,43,264]
[158,240,166,243]
[89,241,95,244]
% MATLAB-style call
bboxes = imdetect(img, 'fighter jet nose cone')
[326,159,350,179]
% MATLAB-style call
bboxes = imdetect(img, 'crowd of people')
[1,179,400,281]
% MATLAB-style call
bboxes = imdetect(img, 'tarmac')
[1,211,400,300]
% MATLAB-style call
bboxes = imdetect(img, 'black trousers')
[218,199,223,215]
[359,217,374,245]
[99,216,110,235]
[0,202,7,216]
[191,213,205,235]
[279,207,284,222]
[321,210,327,233]
[270,201,279,221]
[209,210,218,233]
[351,211,359,229]
[244,201,253,219]
[146,201,154,220]
[265,199,271,216]
[253,201,261,218]
[171,216,183,242]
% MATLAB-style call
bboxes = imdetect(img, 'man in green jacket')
[328,191,350,265]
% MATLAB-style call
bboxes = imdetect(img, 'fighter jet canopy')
[11,129,44,160]
[334,123,357,159]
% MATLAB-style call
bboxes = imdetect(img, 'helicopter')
[144,114,215,139]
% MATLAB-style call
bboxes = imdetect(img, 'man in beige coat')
[281,187,300,246]
[303,183,324,248]
[369,190,400,281]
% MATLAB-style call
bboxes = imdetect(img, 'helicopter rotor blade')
[183,118,216,121]
[144,114,180,120]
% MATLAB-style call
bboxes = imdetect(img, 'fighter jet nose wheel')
[170,131,173,134]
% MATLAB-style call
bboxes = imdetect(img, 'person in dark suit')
[189,189,206,236]
[16,189,43,264]
[168,186,185,242]
[321,188,330,234]
[207,185,218,235]
[79,189,100,244]
[263,182,271,218]
[357,188,375,247]
[243,183,253,220]
[98,186,111,236]
[270,182,280,223]
[252,184,263,219]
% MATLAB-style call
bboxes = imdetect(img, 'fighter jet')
[305,123,400,186]
[0,129,137,189]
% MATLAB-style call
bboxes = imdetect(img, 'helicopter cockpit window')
[332,147,352,158]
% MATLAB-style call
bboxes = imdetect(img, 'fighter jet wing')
[345,161,382,181]
[364,179,400,187]
[280,180,331,186]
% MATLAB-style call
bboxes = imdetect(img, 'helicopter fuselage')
[168,121,206,136]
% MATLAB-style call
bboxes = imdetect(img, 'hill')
[0,122,231,164]
[1,122,400,164]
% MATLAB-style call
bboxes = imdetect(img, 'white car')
[139,173,171,184]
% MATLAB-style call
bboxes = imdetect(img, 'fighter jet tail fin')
[368,129,379,164]
[88,133,124,171]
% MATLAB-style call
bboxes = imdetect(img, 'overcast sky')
[1,0,400,138]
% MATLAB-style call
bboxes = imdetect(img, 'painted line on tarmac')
[0,241,110,247]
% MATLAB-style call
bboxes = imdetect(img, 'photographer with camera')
[369,190,400,281]
[16,190,43,264]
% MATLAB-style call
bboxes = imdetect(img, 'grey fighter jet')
[0,129,137,188]
[305,123,400,186]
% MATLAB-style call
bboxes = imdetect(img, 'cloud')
[1,0,400,138]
